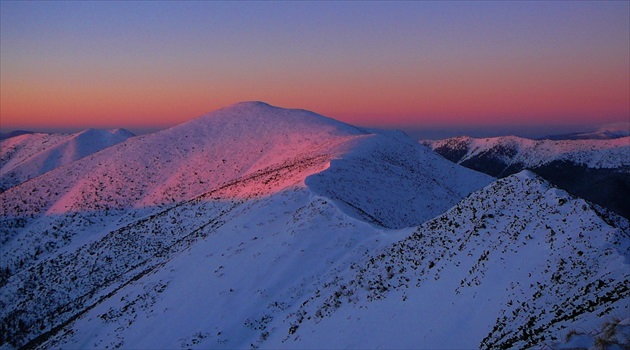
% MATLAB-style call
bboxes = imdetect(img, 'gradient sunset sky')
[1,1,628,137]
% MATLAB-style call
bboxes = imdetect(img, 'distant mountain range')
[0,129,134,192]
[1,102,627,349]
[540,122,629,140]
[0,130,34,141]
[422,135,630,218]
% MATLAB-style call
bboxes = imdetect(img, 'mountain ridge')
[1,102,627,349]
[422,135,630,218]
[0,131,35,141]
[541,122,630,140]
[1,102,494,348]
[13,170,626,350]
[422,135,629,171]
[0,129,134,192]
[270,170,629,349]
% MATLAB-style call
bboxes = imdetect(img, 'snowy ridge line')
[423,135,630,170]
[542,122,630,140]
[1,149,330,279]
[422,135,630,218]
[270,172,629,348]
[1,152,335,348]
[306,133,493,229]
[0,129,133,192]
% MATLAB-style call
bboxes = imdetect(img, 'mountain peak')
[2,103,628,350]
[232,100,272,108]
[216,101,277,114]
[75,128,135,138]
[170,101,366,140]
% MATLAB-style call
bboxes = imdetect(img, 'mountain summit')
[1,103,626,350]
[1,102,494,348]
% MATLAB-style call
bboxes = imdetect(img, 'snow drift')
[0,129,134,191]
[0,102,626,350]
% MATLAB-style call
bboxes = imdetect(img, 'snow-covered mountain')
[422,135,629,172]
[542,122,630,140]
[1,102,627,350]
[422,135,630,218]
[272,171,629,349]
[0,102,493,349]
[6,171,627,349]
[0,131,34,141]
[0,128,134,191]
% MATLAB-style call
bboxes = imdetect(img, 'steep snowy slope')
[22,187,394,350]
[0,129,134,191]
[1,102,362,216]
[1,133,69,172]
[422,136,630,218]
[14,172,628,350]
[307,132,491,228]
[0,102,493,349]
[266,171,629,349]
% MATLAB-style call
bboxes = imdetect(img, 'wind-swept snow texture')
[423,135,630,218]
[306,132,491,228]
[2,103,628,350]
[0,102,494,349]
[0,129,134,192]
[273,171,629,349]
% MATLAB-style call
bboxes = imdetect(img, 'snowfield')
[422,135,630,219]
[274,171,629,349]
[422,135,630,170]
[0,102,628,349]
[0,129,134,192]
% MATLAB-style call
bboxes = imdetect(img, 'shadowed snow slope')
[3,103,626,350]
[423,135,630,172]
[306,132,492,228]
[423,135,630,218]
[0,102,493,349]
[271,171,629,349]
[6,171,627,350]
[0,129,134,191]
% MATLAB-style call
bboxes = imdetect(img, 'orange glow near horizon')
[6,57,629,127]
[3,61,626,130]
[1,2,628,133]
